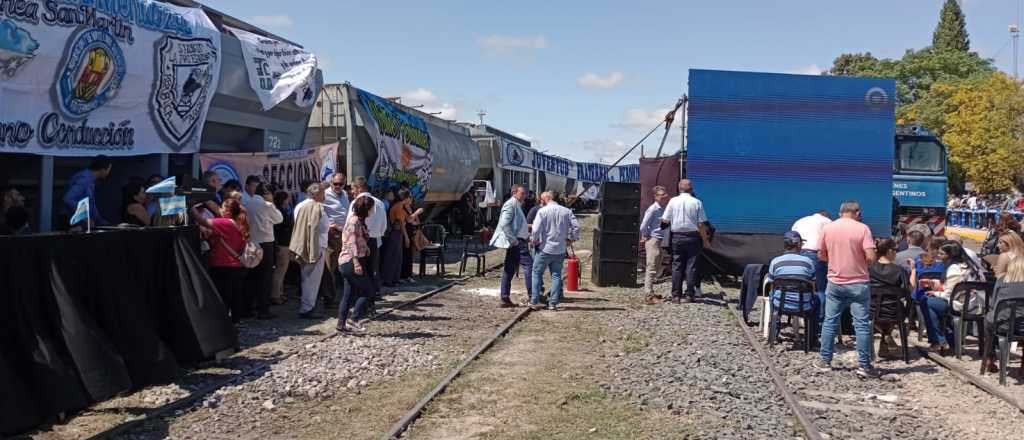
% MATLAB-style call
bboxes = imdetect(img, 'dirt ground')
[403,289,691,440]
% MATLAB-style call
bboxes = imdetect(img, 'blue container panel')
[687,69,895,237]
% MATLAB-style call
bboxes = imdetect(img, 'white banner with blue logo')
[226,25,318,111]
[501,140,639,183]
[0,0,221,156]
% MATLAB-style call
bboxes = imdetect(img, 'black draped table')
[0,227,238,436]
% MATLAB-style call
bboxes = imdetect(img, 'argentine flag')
[146,176,177,194]
[160,195,187,216]
[69,197,89,225]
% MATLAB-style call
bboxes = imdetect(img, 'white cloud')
[789,64,824,76]
[400,88,457,120]
[248,15,293,28]
[578,72,625,89]
[613,107,680,130]
[478,34,548,56]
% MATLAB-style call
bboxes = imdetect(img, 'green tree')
[828,48,992,111]
[943,73,1024,193]
[933,0,970,52]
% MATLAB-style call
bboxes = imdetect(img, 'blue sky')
[200,0,1021,163]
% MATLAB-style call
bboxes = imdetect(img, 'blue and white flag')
[146,176,177,194]
[160,195,187,216]
[69,197,89,225]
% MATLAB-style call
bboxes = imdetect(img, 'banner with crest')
[0,0,221,156]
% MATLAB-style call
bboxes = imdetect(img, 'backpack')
[218,236,264,268]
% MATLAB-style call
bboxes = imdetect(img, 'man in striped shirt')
[766,231,817,315]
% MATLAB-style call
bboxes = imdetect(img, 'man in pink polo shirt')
[812,201,879,379]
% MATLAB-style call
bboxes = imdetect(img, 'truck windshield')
[897,140,944,173]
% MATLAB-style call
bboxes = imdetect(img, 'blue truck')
[680,69,947,274]
[892,125,948,235]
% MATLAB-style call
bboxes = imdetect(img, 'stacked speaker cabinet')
[592,182,641,287]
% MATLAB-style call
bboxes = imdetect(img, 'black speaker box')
[599,213,640,233]
[591,228,638,287]
[601,182,641,201]
[592,228,639,261]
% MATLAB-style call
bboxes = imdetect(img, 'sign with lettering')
[893,178,947,208]
[0,0,221,156]
[227,25,318,111]
[200,143,338,206]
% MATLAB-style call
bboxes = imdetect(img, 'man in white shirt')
[323,172,349,305]
[242,176,283,320]
[348,177,387,302]
[791,209,832,335]
[660,179,710,303]
[292,183,329,319]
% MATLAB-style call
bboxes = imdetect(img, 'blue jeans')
[800,251,829,335]
[499,244,521,301]
[531,252,565,306]
[519,243,540,298]
[819,282,873,369]
[919,296,950,345]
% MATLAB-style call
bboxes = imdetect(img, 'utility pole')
[477,109,487,125]
[1014,0,1021,78]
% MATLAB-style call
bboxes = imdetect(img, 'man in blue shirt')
[61,155,112,227]
[530,190,580,311]
[640,186,670,302]
[766,231,818,316]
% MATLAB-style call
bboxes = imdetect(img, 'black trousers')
[210,266,248,323]
[367,237,380,299]
[670,233,702,298]
[246,242,276,314]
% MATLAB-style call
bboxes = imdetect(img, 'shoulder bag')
[217,236,263,268]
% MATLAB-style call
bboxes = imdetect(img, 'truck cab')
[893,125,948,235]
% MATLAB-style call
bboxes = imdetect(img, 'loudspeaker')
[601,182,641,201]
[599,214,639,233]
[599,182,641,232]
[591,228,639,287]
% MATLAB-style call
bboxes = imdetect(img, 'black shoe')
[256,312,277,320]
[299,311,325,320]
[499,300,516,308]
[685,296,696,303]
[671,297,681,304]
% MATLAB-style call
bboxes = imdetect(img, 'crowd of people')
[775,203,1024,378]
[491,185,580,311]
[628,179,1024,379]
[187,171,435,333]
[948,192,1024,212]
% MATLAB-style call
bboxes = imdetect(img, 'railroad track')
[726,293,1024,440]
[85,260,506,440]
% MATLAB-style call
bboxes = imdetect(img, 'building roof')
[163,0,301,47]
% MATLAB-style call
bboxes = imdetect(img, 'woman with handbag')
[192,198,253,323]
[336,196,377,333]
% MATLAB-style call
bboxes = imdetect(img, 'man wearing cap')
[791,209,831,337]
[765,231,819,329]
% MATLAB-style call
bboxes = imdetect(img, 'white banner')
[227,26,318,111]
[0,0,221,156]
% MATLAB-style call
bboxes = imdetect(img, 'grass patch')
[622,331,650,353]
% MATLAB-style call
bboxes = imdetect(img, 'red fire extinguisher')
[566,245,581,292]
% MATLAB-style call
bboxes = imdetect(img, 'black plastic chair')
[870,284,912,364]
[948,281,993,359]
[459,234,487,276]
[418,224,447,277]
[767,277,817,353]
[981,298,1024,386]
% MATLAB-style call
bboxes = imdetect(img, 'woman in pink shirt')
[336,196,376,334]
[192,198,250,323]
